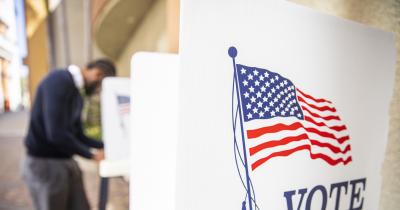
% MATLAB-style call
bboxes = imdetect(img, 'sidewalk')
[0,111,129,210]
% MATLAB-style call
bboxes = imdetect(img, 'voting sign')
[177,1,396,210]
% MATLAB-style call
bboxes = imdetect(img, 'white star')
[281,111,286,115]
[271,111,276,116]
[253,70,259,76]
[280,82,284,87]
[275,107,280,112]
[279,103,284,108]
[270,78,275,83]
[260,86,266,92]
[253,107,258,113]
[285,107,289,112]
[264,72,269,78]
[247,113,253,119]
[254,80,260,86]
[259,112,264,117]
[277,94,281,99]
[276,85,280,90]
[259,75,264,81]
[240,68,246,74]
[246,103,251,109]
[264,106,270,112]
[249,86,255,93]
[284,88,288,94]
[269,101,274,107]
[250,96,256,103]
[271,88,276,93]
[265,82,270,87]
[248,74,253,80]
[275,75,279,80]
[243,80,248,86]
[256,91,262,98]
[267,92,272,98]
[284,80,288,85]
[290,111,294,115]
[297,113,302,118]
[274,97,278,102]
[244,92,250,98]
[257,101,263,108]
[262,96,268,102]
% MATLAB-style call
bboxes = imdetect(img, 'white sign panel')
[101,77,131,161]
[177,1,396,210]
[130,53,179,210]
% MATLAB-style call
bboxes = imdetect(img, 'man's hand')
[92,149,105,162]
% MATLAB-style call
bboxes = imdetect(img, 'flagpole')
[229,46,253,210]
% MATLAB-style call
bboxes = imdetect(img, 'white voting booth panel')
[100,77,130,177]
[177,1,396,210]
[130,53,179,210]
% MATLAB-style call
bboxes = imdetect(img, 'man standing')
[23,59,116,210]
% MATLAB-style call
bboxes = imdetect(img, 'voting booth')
[130,53,179,210]
[100,77,131,177]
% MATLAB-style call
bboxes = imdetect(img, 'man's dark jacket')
[25,69,103,159]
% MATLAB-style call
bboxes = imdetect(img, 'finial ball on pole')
[228,47,237,58]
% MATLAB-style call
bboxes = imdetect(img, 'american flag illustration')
[235,64,352,171]
[117,95,130,115]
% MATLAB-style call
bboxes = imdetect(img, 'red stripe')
[302,106,340,121]
[249,133,351,156]
[247,122,350,144]
[298,96,336,112]
[251,144,352,170]
[249,134,308,155]
[304,116,347,132]
[296,88,332,104]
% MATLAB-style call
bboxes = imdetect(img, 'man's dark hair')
[86,58,117,77]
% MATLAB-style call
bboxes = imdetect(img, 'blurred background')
[0,0,398,210]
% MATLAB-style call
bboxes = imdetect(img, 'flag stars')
[264,72,269,78]
[253,69,259,76]
[265,82,270,87]
[249,86,255,93]
[257,101,263,108]
[255,80,260,86]
[259,75,265,81]
[252,107,258,113]
[275,75,279,80]
[262,97,268,102]
[247,113,253,119]
[281,111,286,115]
[244,92,250,98]
[275,107,280,112]
[250,96,256,103]
[264,106,270,112]
[271,111,276,116]
[270,78,275,83]
[273,97,278,103]
[246,103,252,109]
[269,101,274,107]
[259,112,264,117]
[243,80,248,86]
[256,91,262,98]
[261,86,266,92]
[248,74,254,80]
[240,68,246,74]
